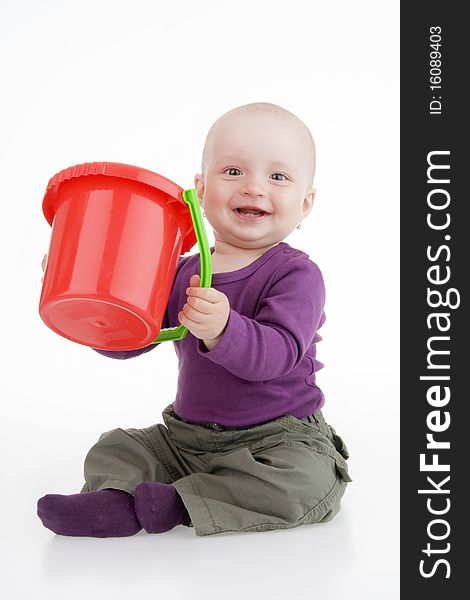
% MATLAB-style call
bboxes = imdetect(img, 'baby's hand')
[178,274,230,350]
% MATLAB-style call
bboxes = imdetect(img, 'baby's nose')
[240,175,266,196]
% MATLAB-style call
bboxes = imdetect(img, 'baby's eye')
[224,168,242,176]
[271,172,288,181]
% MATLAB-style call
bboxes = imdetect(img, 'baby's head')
[194,102,316,252]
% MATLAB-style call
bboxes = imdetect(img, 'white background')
[0,1,399,598]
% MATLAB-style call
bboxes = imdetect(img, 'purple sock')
[37,489,142,538]
[134,481,191,533]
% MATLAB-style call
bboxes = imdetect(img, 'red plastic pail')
[39,162,197,351]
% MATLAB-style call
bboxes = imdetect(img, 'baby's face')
[194,111,315,251]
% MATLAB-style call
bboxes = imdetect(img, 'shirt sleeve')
[196,258,325,381]
[92,343,160,360]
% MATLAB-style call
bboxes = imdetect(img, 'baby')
[37,102,351,537]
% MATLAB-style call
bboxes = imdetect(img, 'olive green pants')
[81,404,351,536]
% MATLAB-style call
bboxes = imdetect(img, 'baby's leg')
[37,424,187,537]
[169,437,349,536]
[133,481,190,533]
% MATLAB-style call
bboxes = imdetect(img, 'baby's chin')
[214,230,283,250]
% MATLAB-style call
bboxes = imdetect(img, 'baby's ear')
[303,188,316,215]
[194,174,204,201]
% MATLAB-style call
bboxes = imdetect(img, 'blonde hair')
[201,102,316,188]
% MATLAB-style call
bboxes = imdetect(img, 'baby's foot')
[134,481,190,533]
[37,489,142,537]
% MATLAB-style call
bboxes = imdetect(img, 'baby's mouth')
[234,207,271,218]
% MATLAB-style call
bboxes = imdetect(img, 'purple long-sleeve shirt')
[94,241,326,427]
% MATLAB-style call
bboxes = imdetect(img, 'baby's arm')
[197,259,325,381]
[92,344,160,360]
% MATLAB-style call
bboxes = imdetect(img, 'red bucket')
[39,162,202,351]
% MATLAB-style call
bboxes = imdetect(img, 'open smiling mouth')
[234,208,271,221]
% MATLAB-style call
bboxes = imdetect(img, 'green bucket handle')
[151,188,212,343]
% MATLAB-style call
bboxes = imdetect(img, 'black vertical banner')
[401,3,466,597]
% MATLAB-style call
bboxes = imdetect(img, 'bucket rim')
[42,161,197,254]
